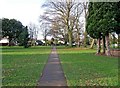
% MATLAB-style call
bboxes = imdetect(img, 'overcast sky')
[0,0,46,39]
[0,0,87,40]
[0,0,45,26]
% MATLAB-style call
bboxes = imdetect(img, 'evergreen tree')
[2,18,23,45]
[86,2,118,55]
[114,2,120,48]
[23,26,29,48]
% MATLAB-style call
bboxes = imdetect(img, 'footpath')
[37,46,67,87]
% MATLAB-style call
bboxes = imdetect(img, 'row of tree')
[39,0,88,47]
[1,18,29,48]
[39,0,120,55]
[86,2,120,55]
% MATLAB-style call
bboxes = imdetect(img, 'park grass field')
[2,46,51,86]
[57,46,118,86]
[1,46,119,86]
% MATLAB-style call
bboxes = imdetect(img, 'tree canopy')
[2,18,29,47]
[2,18,23,39]
[86,2,117,39]
[40,0,85,47]
[86,2,120,54]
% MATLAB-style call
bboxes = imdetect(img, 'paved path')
[37,46,67,87]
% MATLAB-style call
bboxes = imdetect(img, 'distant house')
[0,38,9,46]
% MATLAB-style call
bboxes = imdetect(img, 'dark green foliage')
[23,26,29,48]
[2,18,23,45]
[2,18,30,48]
[18,26,29,48]
[86,2,101,39]
[86,2,118,39]
[114,2,120,34]
[0,19,2,36]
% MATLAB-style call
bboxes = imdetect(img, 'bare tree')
[41,0,84,47]
[40,22,51,46]
[74,4,84,47]
[28,23,38,46]
[82,2,89,47]
[50,16,68,44]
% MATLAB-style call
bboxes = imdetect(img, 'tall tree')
[40,22,50,46]
[2,18,23,45]
[87,2,118,55]
[86,2,102,54]
[114,2,120,48]
[0,19,2,39]
[23,26,29,48]
[28,23,38,46]
[18,26,29,48]
[82,2,89,47]
[41,0,83,47]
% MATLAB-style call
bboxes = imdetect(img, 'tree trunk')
[77,32,80,47]
[77,38,80,47]
[90,39,94,49]
[68,30,72,47]
[83,2,88,48]
[83,32,87,47]
[102,36,106,54]
[8,38,12,46]
[44,36,47,46]
[118,34,120,49]
[96,38,101,54]
[105,34,111,56]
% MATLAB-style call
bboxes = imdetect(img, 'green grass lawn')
[2,46,51,86]
[57,46,118,86]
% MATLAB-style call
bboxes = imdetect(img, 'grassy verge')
[2,46,51,86]
[57,46,118,86]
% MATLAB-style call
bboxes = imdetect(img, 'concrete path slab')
[37,46,67,87]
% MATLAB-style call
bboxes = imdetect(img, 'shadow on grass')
[1,46,52,49]
[1,46,52,53]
